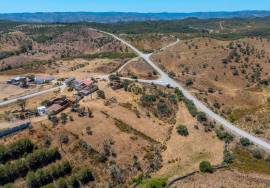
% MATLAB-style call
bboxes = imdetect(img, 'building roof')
[81,79,93,86]
[46,104,63,113]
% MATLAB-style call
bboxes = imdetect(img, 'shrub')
[140,95,157,106]
[216,130,234,143]
[66,176,79,188]
[122,80,131,91]
[156,102,172,116]
[176,125,189,136]
[60,134,69,144]
[97,90,106,99]
[109,74,120,81]
[240,137,251,146]
[183,98,198,117]
[168,94,178,104]
[252,149,263,159]
[265,155,270,162]
[174,88,184,101]
[208,87,215,93]
[76,168,94,185]
[223,150,234,164]
[196,112,207,122]
[56,178,67,188]
[185,79,193,86]
[60,113,68,124]
[199,161,213,173]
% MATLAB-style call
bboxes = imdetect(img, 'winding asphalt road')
[94,28,270,151]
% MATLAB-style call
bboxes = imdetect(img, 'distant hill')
[1,11,270,23]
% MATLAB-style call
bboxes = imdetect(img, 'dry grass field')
[173,169,270,188]
[152,36,270,139]
[0,80,225,187]
[121,33,176,53]
[119,57,159,80]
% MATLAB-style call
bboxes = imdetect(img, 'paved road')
[95,28,270,151]
[0,84,65,107]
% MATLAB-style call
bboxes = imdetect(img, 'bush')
[265,155,270,162]
[185,79,193,86]
[174,88,184,101]
[97,90,106,99]
[176,125,189,136]
[66,176,79,188]
[240,137,251,146]
[252,149,263,159]
[56,178,67,188]
[183,98,198,117]
[140,95,157,106]
[168,94,178,104]
[223,150,234,164]
[199,161,213,173]
[60,134,69,144]
[76,168,94,185]
[196,112,207,122]
[109,74,120,81]
[156,102,172,116]
[216,130,234,143]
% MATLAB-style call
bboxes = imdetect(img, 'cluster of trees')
[40,168,94,188]
[0,148,60,185]
[26,160,71,188]
[77,52,136,60]
[156,102,172,117]
[183,98,198,117]
[0,139,34,163]
[140,95,157,106]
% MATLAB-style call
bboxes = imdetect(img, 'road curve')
[94,28,270,151]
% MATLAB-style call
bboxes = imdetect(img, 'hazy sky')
[1,0,270,13]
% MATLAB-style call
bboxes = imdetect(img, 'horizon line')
[1,9,270,14]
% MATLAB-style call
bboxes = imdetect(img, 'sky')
[1,0,270,13]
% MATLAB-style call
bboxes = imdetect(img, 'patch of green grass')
[138,178,167,188]
[228,106,261,123]
[230,147,270,175]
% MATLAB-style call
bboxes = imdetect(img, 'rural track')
[0,84,65,107]
[93,28,270,151]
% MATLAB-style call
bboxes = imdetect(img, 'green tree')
[176,125,189,136]
[199,161,213,173]
[76,168,94,185]
[240,137,251,146]
[60,113,68,124]
[56,177,67,188]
